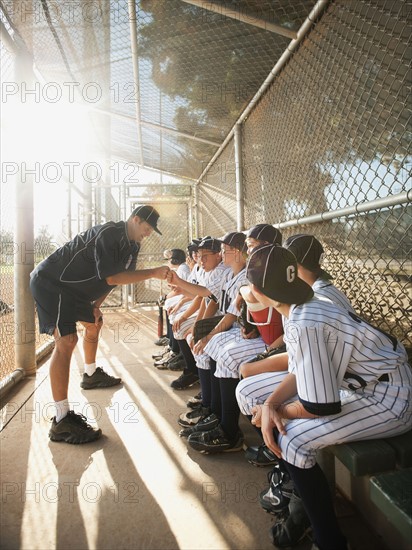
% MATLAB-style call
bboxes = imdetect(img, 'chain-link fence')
[199,0,412,349]
[0,0,410,384]
[198,139,238,237]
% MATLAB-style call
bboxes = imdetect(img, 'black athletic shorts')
[30,273,95,336]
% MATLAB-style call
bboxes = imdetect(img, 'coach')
[30,205,169,444]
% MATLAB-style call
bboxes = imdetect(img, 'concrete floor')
[1,308,389,550]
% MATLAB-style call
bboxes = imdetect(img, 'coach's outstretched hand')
[166,270,180,286]
[153,266,170,279]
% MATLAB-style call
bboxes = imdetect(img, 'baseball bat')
[157,280,164,338]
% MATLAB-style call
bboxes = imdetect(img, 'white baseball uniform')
[196,266,249,370]
[173,262,229,340]
[237,297,412,468]
[236,277,356,414]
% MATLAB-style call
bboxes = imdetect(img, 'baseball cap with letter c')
[131,205,162,235]
[247,244,313,305]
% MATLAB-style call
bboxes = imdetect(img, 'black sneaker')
[170,372,199,390]
[80,367,122,389]
[167,353,185,370]
[186,392,202,409]
[49,411,102,444]
[259,465,293,514]
[178,406,210,427]
[168,358,185,371]
[179,413,219,438]
[245,444,278,467]
[188,424,244,454]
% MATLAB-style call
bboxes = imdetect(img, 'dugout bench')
[319,430,412,548]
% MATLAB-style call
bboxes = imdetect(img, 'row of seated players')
[152,226,411,550]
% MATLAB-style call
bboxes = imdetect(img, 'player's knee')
[239,362,251,378]
[55,332,78,352]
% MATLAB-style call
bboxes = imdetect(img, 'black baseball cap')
[284,234,332,279]
[246,224,282,245]
[198,236,221,253]
[169,249,186,265]
[187,238,201,253]
[247,244,313,305]
[219,231,246,252]
[131,205,162,235]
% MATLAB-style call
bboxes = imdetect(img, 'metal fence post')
[14,51,36,375]
[234,123,244,231]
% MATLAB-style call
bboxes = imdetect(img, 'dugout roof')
[0,0,318,182]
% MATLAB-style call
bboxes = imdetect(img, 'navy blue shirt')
[31,221,140,301]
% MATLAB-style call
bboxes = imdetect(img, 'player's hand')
[251,405,263,427]
[92,306,103,327]
[193,337,207,355]
[173,315,187,332]
[260,402,286,459]
[153,266,170,280]
[241,327,259,339]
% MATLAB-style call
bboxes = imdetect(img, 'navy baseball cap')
[198,236,221,252]
[246,224,282,245]
[131,205,162,235]
[247,244,313,305]
[169,249,186,265]
[219,231,246,252]
[284,234,332,279]
[187,238,201,253]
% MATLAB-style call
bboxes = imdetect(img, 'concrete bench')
[323,430,412,477]
[369,469,412,541]
[317,431,412,546]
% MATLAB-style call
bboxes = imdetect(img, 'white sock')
[85,362,97,376]
[55,399,69,422]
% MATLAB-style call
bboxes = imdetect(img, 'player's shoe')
[80,367,122,389]
[270,492,311,547]
[152,346,170,359]
[186,391,202,408]
[154,351,177,366]
[170,372,199,390]
[179,413,219,437]
[49,411,102,444]
[244,444,278,466]
[187,424,244,453]
[178,406,211,427]
[167,353,185,371]
[259,464,294,514]
[154,336,169,346]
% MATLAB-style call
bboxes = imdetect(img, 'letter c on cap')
[286,265,295,283]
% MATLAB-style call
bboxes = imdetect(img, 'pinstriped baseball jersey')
[312,278,354,312]
[203,262,232,303]
[167,265,205,323]
[285,297,409,413]
[173,263,229,341]
[195,266,247,370]
[237,296,412,468]
[206,328,267,377]
[218,267,248,315]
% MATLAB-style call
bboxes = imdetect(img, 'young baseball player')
[240,234,356,467]
[169,236,230,390]
[183,226,285,451]
[179,232,249,448]
[153,248,192,370]
[243,244,411,550]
